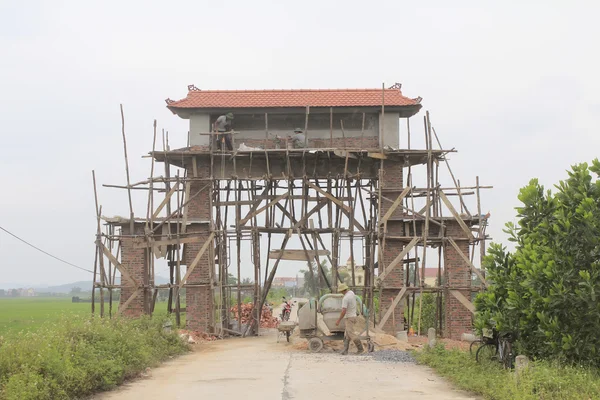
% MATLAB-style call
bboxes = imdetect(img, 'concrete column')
[515,355,530,378]
[428,328,436,348]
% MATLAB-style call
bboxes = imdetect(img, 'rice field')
[0,297,185,335]
[0,297,91,335]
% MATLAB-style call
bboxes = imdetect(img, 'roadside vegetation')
[0,315,188,400]
[476,159,600,366]
[416,345,600,400]
[418,160,600,399]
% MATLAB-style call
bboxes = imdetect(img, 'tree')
[301,260,337,296]
[227,273,237,285]
[241,277,253,285]
[475,159,600,365]
[70,287,82,295]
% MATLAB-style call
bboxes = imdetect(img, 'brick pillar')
[119,223,146,317]
[379,161,405,333]
[444,221,472,339]
[185,159,214,332]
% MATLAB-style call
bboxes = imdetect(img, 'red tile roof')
[166,85,422,110]
[424,268,441,278]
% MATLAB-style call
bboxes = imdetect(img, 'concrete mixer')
[296,294,374,353]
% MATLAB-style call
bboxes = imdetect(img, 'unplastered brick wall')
[184,224,214,332]
[444,220,472,339]
[184,164,214,332]
[119,224,147,317]
[186,161,211,221]
[378,161,406,333]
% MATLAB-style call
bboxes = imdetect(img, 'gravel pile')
[370,350,416,363]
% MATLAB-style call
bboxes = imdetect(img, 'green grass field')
[0,297,92,335]
[0,297,190,335]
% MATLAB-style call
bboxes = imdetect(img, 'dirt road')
[93,331,478,400]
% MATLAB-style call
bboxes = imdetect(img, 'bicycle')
[469,338,482,355]
[475,329,516,369]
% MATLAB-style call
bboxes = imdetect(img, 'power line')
[0,225,94,274]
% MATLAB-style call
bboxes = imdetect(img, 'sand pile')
[371,332,412,351]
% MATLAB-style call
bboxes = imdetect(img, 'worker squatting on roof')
[213,114,308,151]
[288,128,306,148]
[335,283,364,355]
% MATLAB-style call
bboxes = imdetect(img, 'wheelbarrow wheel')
[308,337,324,353]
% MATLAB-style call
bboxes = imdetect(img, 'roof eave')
[166,103,422,118]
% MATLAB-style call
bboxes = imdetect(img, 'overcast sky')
[1,1,599,287]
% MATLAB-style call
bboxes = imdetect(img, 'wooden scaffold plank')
[377,286,408,330]
[447,238,487,287]
[178,232,216,289]
[449,290,476,314]
[438,190,475,240]
[99,243,139,287]
[377,237,419,283]
[268,249,330,261]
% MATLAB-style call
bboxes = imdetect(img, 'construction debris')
[370,350,416,363]
[230,303,279,329]
[179,330,219,344]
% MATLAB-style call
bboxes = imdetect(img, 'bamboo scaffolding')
[94,103,491,342]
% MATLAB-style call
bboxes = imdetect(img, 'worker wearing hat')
[288,128,306,149]
[213,112,234,151]
[335,283,364,355]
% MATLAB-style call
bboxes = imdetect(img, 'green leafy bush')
[475,159,600,365]
[416,345,600,400]
[0,315,188,399]
[404,292,438,333]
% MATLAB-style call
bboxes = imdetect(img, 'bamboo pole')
[119,104,135,234]
[360,112,365,150]
[236,180,242,334]
[431,126,470,215]
[329,107,333,147]
[264,113,269,149]
[418,113,433,336]
[380,83,385,150]
[174,174,182,326]
[304,106,310,148]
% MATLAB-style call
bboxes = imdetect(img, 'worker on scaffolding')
[335,283,364,355]
[213,112,234,151]
[288,128,306,149]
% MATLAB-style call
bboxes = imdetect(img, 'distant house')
[423,268,440,286]
[272,276,304,288]
[19,288,34,297]
[340,258,366,286]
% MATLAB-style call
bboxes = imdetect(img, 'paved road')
[93,331,479,400]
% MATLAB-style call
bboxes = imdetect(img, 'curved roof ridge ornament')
[187,84,201,92]
[388,82,402,90]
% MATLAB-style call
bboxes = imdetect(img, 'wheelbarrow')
[277,321,297,343]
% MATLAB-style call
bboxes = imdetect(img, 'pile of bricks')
[179,329,219,343]
[230,303,279,328]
